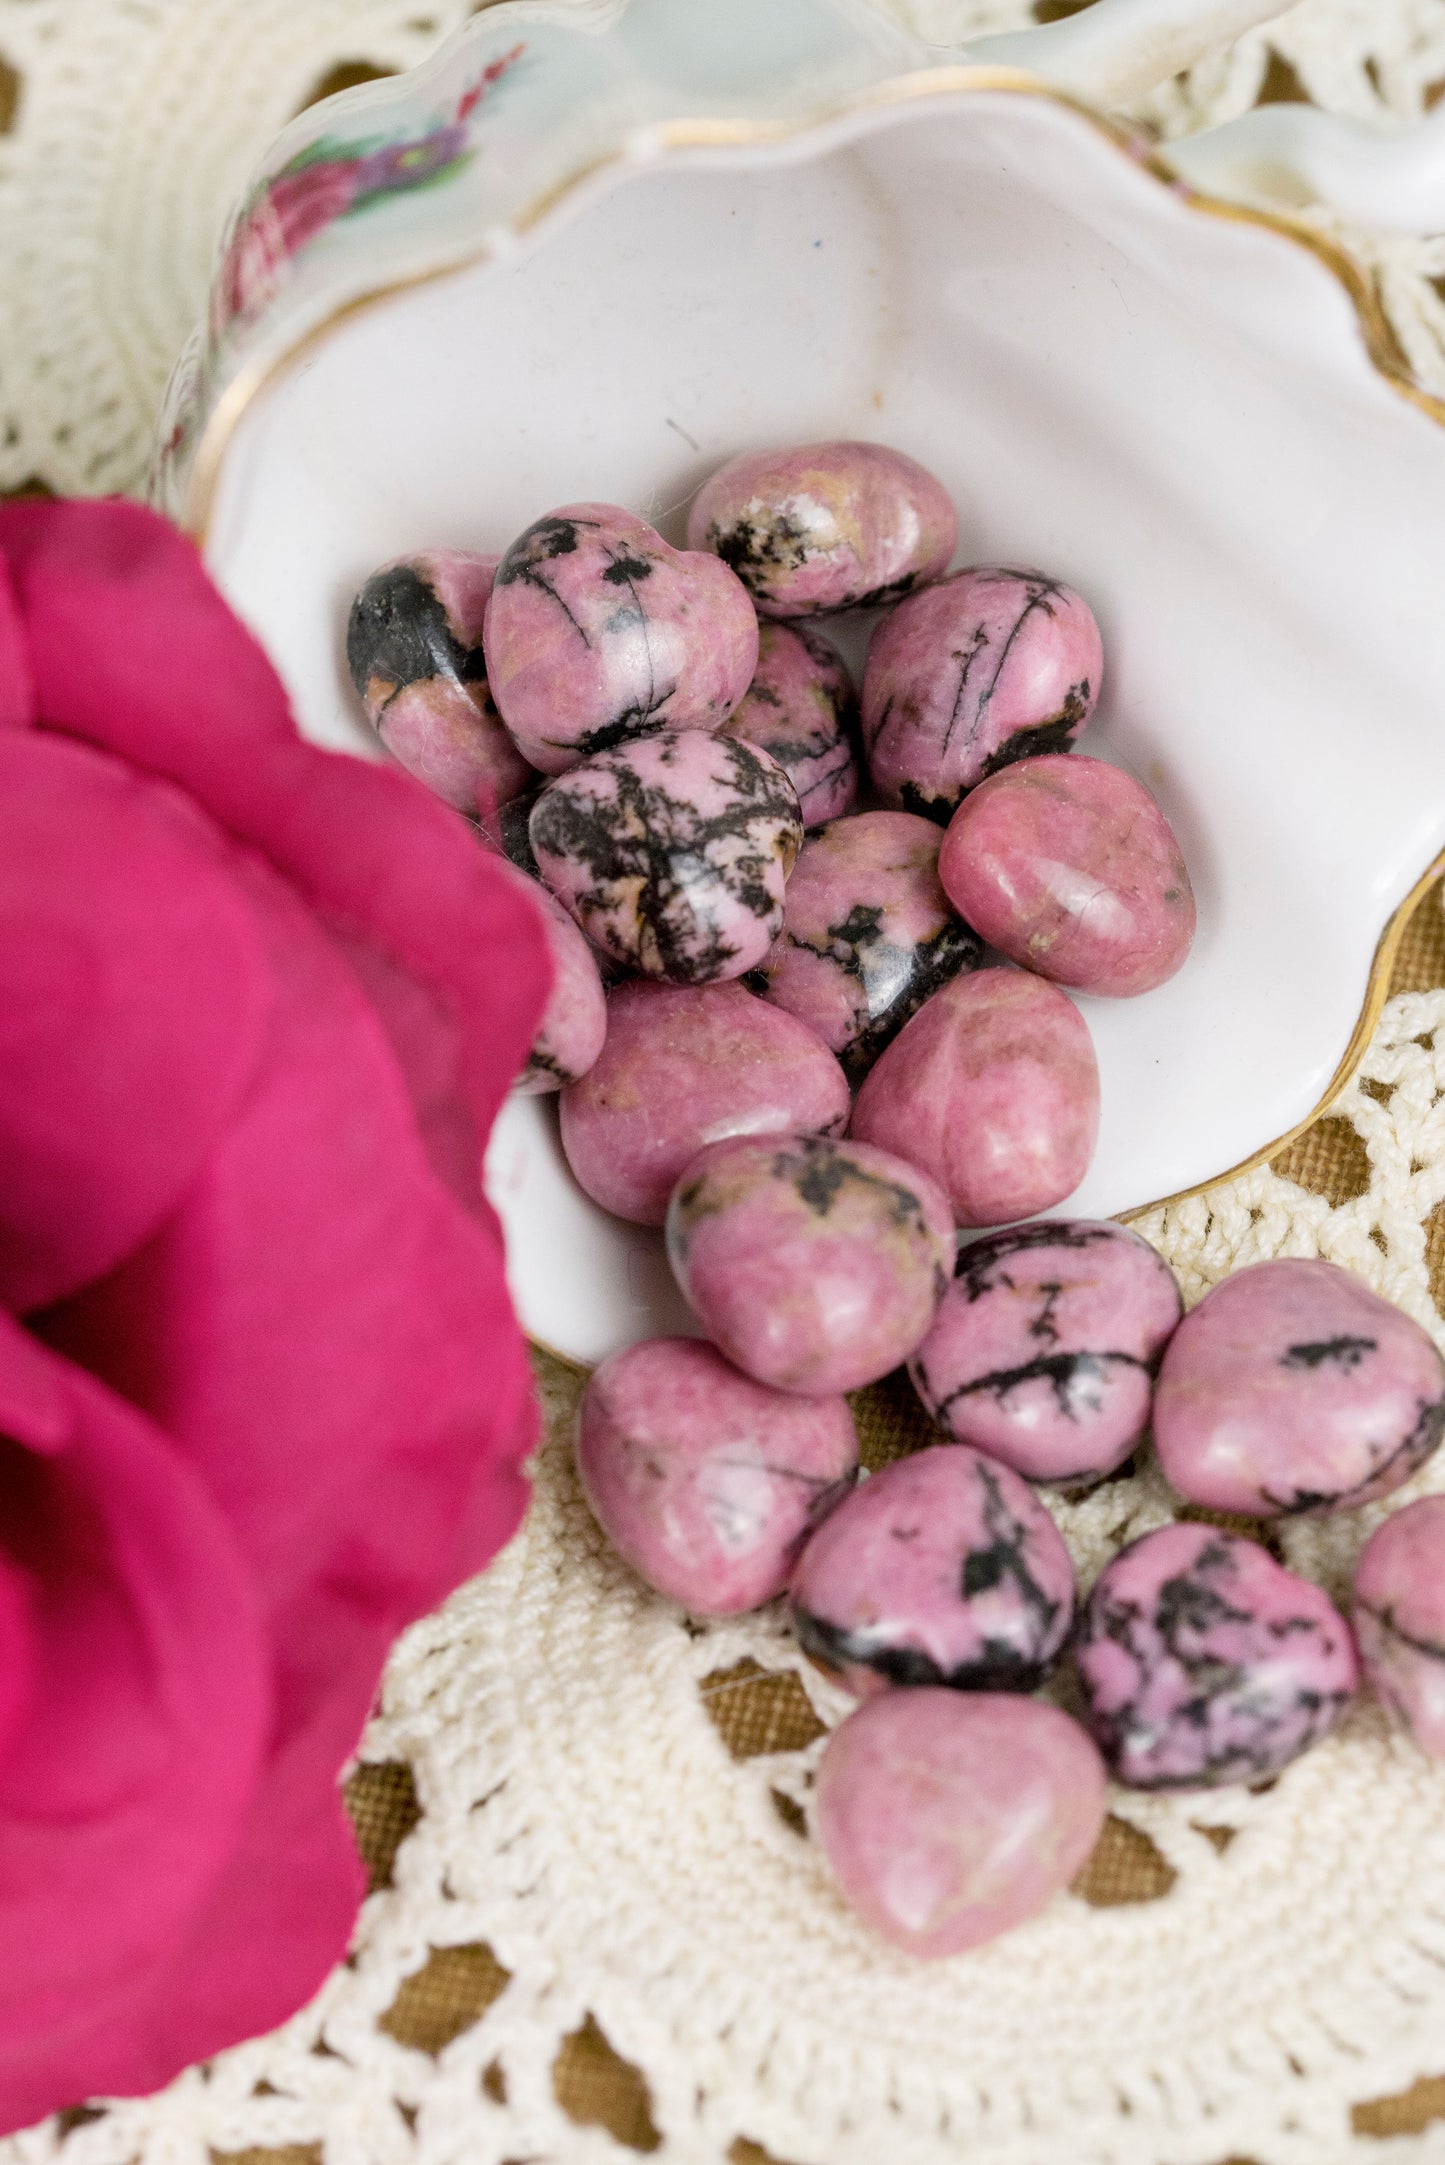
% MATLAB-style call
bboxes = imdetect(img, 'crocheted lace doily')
[7,4,1445,2161]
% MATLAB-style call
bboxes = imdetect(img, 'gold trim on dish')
[179,59,1445,1232]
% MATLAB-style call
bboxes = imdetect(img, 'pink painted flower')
[215,157,363,328]
[0,499,551,2131]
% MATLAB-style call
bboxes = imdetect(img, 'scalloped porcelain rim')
[178,61,1445,1242]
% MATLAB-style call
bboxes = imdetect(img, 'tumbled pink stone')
[749,811,982,1080]
[484,503,759,774]
[530,731,802,984]
[346,549,535,818]
[687,441,957,617]
[559,980,851,1226]
[577,1337,858,1614]
[863,568,1102,821]
[1154,1259,1445,1518]
[1077,1524,1358,1790]
[791,1443,1075,1696]
[910,1221,1182,1484]
[666,1133,954,1395]
[488,858,607,1095]
[721,622,859,828]
[814,1690,1107,1959]
[1354,1498,1445,1756]
[938,755,1196,997]
[850,969,1100,1227]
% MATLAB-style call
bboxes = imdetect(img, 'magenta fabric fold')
[0,498,551,2131]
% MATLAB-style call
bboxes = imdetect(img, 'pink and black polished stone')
[529,730,803,984]
[487,859,607,1095]
[1354,1497,1445,1758]
[721,622,859,829]
[665,1132,954,1395]
[1154,1258,1445,1517]
[687,440,957,617]
[862,567,1103,822]
[576,1337,859,1616]
[559,980,850,1226]
[1076,1524,1359,1790]
[346,548,535,819]
[910,1221,1182,1485]
[747,810,982,1081]
[483,503,758,774]
[790,1443,1076,1697]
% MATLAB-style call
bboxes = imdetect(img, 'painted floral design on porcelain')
[211,44,525,338]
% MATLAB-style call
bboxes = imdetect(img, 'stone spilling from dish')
[348,440,1445,1961]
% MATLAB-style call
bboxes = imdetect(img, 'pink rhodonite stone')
[576,1337,858,1614]
[666,1134,954,1395]
[790,1443,1075,1695]
[938,754,1196,997]
[529,731,802,984]
[862,568,1102,821]
[748,811,982,1080]
[490,859,606,1094]
[814,1690,1107,1959]
[346,549,535,819]
[850,969,1100,1226]
[686,441,957,617]
[1153,1258,1445,1517]
[721,622,859,829]
[483,503,758,774]
[1354,1498,1445,1757]
[910,1221,1182,1484]
[1076,1524,1359,1790]
[559,980,850,1225]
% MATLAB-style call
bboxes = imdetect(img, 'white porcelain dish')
[165,0,1445,1367]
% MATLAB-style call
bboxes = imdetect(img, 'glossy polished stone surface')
[814,1689,1107,1959]
[1077,1524,1358,1790]
[862,567,1102,821]
[749,810,982,1080]
[346,549,535,818]
[721,621,859,829]
[1154,1258,1445,1517]
[1355,1497,1445,1757]
[577,1336,858,1615]
[484,503,758,774]
[559,980,850,1226]
[666,1133,953,1395]
[938,754,1196,997]
[490,859,607,1095]
[850,968,1100,1226]
[686,441,957,617]
[791,1443,1075,1696]
[910,1220,1181,1484]
[530,730,802,984]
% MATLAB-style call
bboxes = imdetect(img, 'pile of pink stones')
[349,441,1445,1962]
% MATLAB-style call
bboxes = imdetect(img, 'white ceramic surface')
[195,67,1445,1367]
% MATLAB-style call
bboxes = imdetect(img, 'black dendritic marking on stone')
[488,790,542,878]
[529,737,800,982]
[1261,1391,1445,1516]
[945,572,1064,764]
[896,779,955,827]
[347,563,486,708]
[1281,1334,1377,1372]
[493,513,597,645]
[709,509,813,595]
[1079,1535,1351,1788]
[769,1137,930,1234]
[954,1222,1118,1301]
[778,899,982,1080]
[1355,1595,1445,1667]
[935,1348,1148,1430]
[977,687,1089,780]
